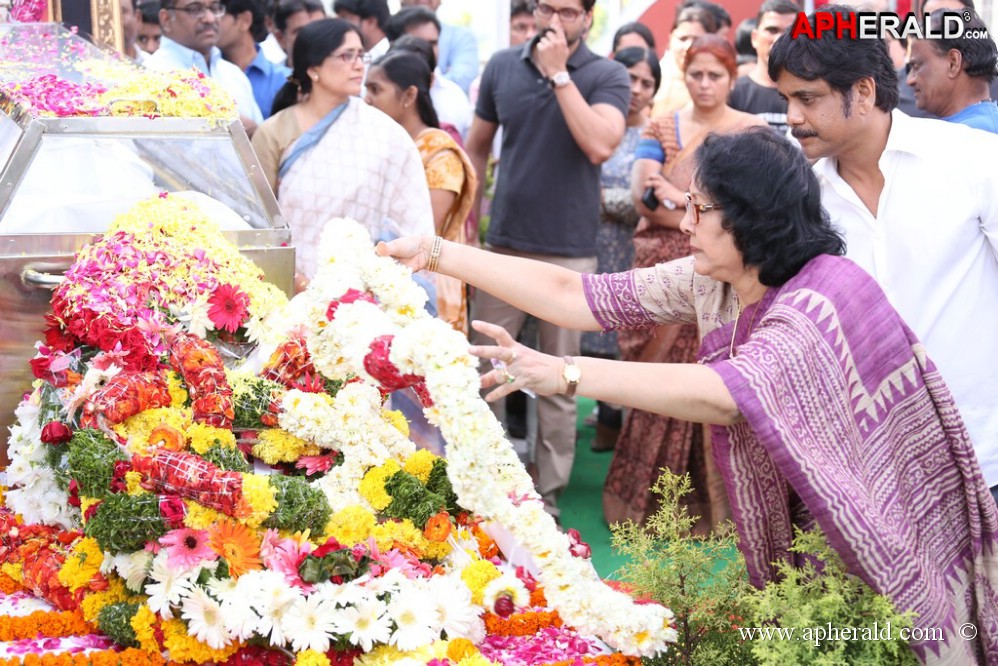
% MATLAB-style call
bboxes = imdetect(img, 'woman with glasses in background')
[251,18,433,290]
[376,129,998,665]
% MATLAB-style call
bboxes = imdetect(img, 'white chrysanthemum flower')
[113,551,154,592]
[144,552,197,618]
[331,595,392,652]
[481,573,530,611]
[284,593,338,653]
[388,587,439,651]
[181,585,233,649]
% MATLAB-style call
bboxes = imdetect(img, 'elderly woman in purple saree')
[377,128,998,664]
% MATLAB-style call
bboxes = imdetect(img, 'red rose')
[83,501,102,521]
[40,422,73,445]
[312,537,345,559]
[67,479,81,507]
[159,496,187,529]
[29,355,53,381]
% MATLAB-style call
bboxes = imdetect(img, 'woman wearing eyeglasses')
[251,18,433,290]
[611,34,767,532]
[376,128,998,663]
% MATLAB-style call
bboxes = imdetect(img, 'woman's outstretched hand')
[469,320,565,401]
[375,235,433,271]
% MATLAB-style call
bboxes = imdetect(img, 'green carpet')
[558,397,631,579]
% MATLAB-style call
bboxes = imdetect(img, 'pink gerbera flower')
[207,284,250,333]
[160,528,218,569]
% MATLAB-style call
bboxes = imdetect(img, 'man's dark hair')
[511,0,533,18]
[613,46,662,94]
[386,6,440,43]
[734,17,757,62]
[924,9,997,82]
[390,34,437,71]
[757,0,800,23]
[611,21,656,53]
[138,1,161,23]
[273,0,325,31]
[355,0,391,31]
[332,0,360,14]
[221,0,268,42]
[681,0,731,29]
[768,5,899,113]
[695,128,845,287]
[582,0,597,11]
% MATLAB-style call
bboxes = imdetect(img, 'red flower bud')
[40,421,73,445]
[494,594,515,618]
[67,478,81,507]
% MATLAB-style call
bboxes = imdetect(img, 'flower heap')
[1,63,237,120]
[294,219,678,657]
[1,198,667,665]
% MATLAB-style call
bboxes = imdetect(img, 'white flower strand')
[302,220,677,657]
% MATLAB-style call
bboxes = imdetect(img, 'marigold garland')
[0,608,93,641]
[482,610,563,637]
[546,656,641,666]
[0,648,178,666]
[0,572,23,594]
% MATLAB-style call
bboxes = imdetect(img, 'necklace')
[729,300,761,357]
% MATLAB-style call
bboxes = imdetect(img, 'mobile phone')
[641,186,660,211]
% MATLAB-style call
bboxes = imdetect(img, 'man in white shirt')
[147,1,263,133]
[770,6,998,504]
[353,0,391,61]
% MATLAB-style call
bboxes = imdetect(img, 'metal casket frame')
[0,47,294,466]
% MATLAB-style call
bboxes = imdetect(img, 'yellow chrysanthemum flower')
[371,518,425,556]
[1,563,23,583]
[183,500,227,530]
[166,371,189,407]
[130,605,160,653]
[402,449,438,484]
[187,422,237,454]
[114,407,192,454]
[381,408,410,438]
[354,645,404,666]
[57,537,104,593]
[125,471,146,496]
[324,505,377,546]
[251,428,317,465]
[80,578,133,624]
[460,559,501,605]
[240,474,278,528]
[294,649,331,666]
[359,460,401,511]
[447,638,478,662]
[162,617,241,663]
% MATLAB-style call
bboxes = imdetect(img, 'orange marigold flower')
[0,572,22,594]
[208,519,262,577]
[472,524,499,559]
[422,511,452,542]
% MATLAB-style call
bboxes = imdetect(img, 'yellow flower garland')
[251,429,319,465]
[57,537,104,593]
[186,423,236,455]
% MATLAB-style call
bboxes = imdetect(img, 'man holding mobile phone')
[464,0,629,522]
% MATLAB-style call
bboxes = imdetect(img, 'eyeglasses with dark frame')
[534,2,585,22]
[165,2,226,18]
[685,192,722,224]
[330,49,373,65]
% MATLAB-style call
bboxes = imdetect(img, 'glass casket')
[0,23,293,464]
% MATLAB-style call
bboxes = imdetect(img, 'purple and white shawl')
[695,255,998,664]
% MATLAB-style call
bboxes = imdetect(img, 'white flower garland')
[299,220,678,657]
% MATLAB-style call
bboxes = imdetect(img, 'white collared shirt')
[145,36,263,124]
[815,110,998,485]
[431,70,471,139]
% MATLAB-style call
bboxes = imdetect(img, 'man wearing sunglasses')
[464,0,630,523]
[146,0,264,134]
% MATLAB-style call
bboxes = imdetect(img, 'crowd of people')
[110,0,998,660]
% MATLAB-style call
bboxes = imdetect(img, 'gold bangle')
[427,236,443,273]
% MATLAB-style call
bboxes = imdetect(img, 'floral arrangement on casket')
[0,196,677,666]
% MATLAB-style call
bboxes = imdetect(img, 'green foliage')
[97,602,142,648]
[263,475,331,534]
[425,458,460,515]
[200,443,250,472]
[745,529,919,666]
[382,469,447,529]
[611,470,920,666]
[85,493,166,552]
[232,375,284,429]
[611,471,756,666]
[67,429,129,498]
[36,382,67,428]
[299,547,371,585]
